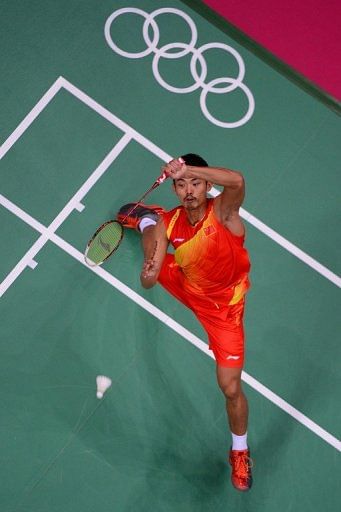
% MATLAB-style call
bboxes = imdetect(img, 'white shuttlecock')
[96,375,112,399]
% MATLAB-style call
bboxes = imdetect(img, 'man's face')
[173,178,211,210]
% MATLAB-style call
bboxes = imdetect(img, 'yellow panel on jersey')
[162,199,250,301]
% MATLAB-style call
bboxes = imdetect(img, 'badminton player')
[117,154,253,491]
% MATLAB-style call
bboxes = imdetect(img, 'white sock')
[139,217,157,232]
[231,432,248,451]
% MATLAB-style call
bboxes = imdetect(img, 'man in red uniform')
[117,154,253,491]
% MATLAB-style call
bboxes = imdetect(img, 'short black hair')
[180,153,208,167]
[173,153,209,186]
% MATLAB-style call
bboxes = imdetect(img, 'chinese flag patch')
[204,225,216,236]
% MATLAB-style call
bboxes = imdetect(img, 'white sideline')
[0,78,64,159]
[0,76,339,288]
[60,77,172,163]
[0,134,131,297]
[0,193,340,452]
[0,78,340,449]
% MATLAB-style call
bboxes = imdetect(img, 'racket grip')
[155,171,168,185]
[156,158,184,184]
[154,158,185,187]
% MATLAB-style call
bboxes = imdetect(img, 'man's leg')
[216,365,248,435]
[216,365,253,491]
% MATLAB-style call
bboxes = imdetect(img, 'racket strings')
[84,172,166,266]
[85,221,123,265]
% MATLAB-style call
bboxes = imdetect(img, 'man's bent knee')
[216,366,243,400]
[220,379,243,400]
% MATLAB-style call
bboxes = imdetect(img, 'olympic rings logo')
[104,7,255,129]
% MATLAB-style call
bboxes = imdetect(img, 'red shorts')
[158,254,247,368]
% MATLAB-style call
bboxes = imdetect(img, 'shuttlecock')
[96,375,112,399]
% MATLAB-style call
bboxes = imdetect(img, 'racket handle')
[153,158,185,187]
[154,171,168,187]
[122,159,185,221]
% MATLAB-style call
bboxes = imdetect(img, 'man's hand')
[140,239,164,289]
[162,158,186,180]
[140,256,161,289]
[141,257,159,280]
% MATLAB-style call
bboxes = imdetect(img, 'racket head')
[84,220,124,266]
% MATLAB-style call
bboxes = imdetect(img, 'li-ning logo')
[104,7,255,129]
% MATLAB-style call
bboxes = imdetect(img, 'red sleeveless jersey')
[162,199,250,302]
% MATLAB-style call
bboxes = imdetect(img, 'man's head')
[173,153,212,210]
[180,153,209,168]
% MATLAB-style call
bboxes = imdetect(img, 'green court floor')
[0,1,340,511]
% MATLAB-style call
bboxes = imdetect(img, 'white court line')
[239,208,341,286]
[57,78,341,288]
[0,76,339,287]
[0,198,53,297]
[48,132,132,232]
[208,189,341,287]
[0,194,340,452]
[59,77,172,163]
[0,134,131,297]
[0,234,49,297]
[0,77,64,159]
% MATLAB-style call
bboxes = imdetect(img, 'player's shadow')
[44,277,246,507]
[122,327,229,510]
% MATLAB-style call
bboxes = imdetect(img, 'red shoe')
[116,203,165,231]
[229,448,253,491]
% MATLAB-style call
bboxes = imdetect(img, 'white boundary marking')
[0,234,49,297]
[0,133,131,297]
[0,78,340,451]
[60,77,172,162]
[27,259,38,270]
[47,132,132,233]
[209,188,341,287]
[239,208,341,285]
[0,78,64,159]
[0,76,339,288]
[75,203,85,212]
[0,193,340,452]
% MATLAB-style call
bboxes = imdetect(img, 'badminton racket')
[84,171,168,266]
